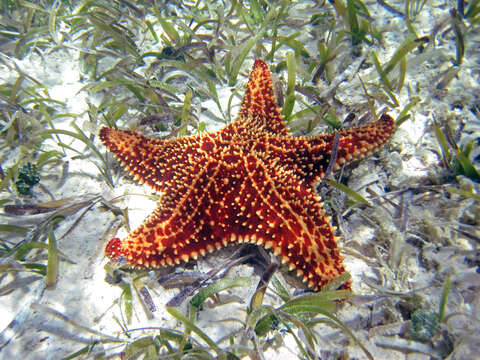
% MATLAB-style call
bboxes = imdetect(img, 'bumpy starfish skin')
[100,59,395,291]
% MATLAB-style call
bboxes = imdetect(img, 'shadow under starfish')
[99,59,395,291]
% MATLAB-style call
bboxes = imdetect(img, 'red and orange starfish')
[100,59,394,291]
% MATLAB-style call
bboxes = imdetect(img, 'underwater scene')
[0,1,479,359]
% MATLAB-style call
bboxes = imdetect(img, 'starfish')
[99,59,395,291]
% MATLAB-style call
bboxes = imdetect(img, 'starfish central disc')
[99,59,395,291]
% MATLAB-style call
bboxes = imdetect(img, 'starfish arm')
[238,59,289,136]
[243,155,349,290]
[99,127,206,192]
[105,157,223,267]
[325,113,395,174]
[260,114,395,183]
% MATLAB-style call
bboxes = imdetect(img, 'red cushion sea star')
[99,59,395,291]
